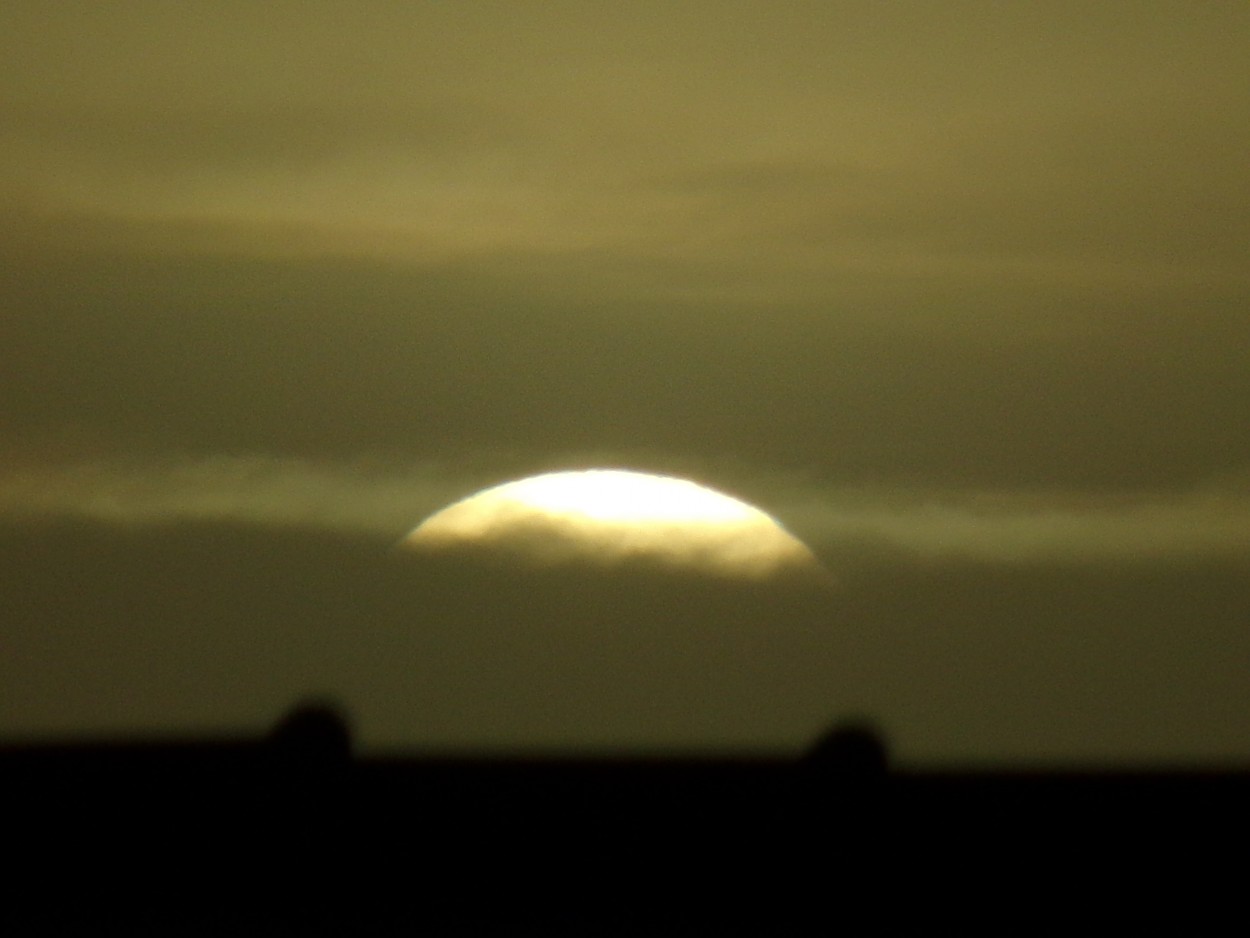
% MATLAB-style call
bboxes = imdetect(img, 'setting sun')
[400,469,825,581]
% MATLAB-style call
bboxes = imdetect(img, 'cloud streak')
[0,455,466,539]
[779,485,1250,566]
[4,455,1249,567]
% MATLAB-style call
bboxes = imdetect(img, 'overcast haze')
[3,2,1248,763]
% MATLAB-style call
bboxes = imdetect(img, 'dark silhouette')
[267,698,353,763]
[2,702,1243,933]
[805,720,889,777]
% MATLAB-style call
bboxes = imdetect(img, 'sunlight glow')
[491,470,759,525]
[400,469,824,581]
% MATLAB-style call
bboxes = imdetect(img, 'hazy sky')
[3,3,1248,763]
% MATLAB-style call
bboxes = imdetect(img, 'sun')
[399,469,825,581]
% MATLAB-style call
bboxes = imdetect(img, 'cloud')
[4,454,1249,567]
[779,483,1250,566]
[0,455,469,539]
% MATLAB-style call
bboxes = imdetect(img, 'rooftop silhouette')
[4,701,1243,933]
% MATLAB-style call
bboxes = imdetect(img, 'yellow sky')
[3,3,1249,761]
[3,3,1246,296]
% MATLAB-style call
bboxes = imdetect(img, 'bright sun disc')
[399,469,825,581]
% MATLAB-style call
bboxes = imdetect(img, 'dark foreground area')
[4,706,1245,934]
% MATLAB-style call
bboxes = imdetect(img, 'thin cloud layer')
[4,455,1249,567]
[783,485,1250,566]
[2,5,1246,288]
[0,456,466,538]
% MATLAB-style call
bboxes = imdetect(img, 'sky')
[3,2,1248,764]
